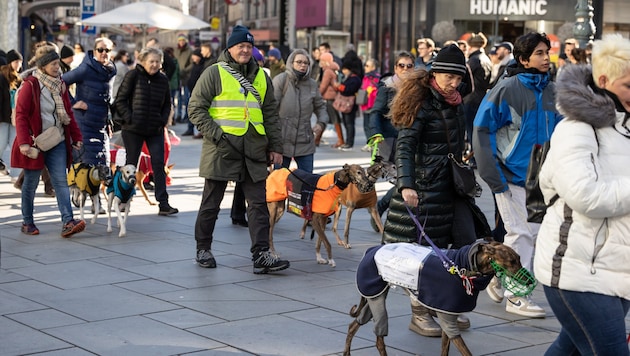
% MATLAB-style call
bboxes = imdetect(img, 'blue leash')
[404,204,475,294]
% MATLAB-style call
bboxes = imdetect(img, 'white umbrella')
[81,1,210,45]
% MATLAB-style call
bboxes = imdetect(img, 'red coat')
[11,76,82,170]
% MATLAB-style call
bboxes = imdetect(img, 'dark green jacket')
[188,49,282,183]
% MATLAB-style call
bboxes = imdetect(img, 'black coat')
[114,64,171,136]
[382,88,467,248]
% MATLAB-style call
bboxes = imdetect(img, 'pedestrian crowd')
[2,26,629,355]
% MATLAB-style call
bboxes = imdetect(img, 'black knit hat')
[6,49,23,64]
[60,45,75,59]
[431,44,466,76]
[227,25,254,49]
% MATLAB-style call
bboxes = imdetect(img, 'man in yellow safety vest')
[188,25,289,274]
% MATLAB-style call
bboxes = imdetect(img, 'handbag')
[525,141,559,223]
[332,92,355,114]
[33,126,64,151]
[355,89,368,106]
[448,153,479,198]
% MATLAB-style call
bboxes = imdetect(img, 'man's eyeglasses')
[397,63,414,69]
[294,60,309,66]
[95,48,111,53]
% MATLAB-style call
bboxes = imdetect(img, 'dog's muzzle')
[128,177,137,186]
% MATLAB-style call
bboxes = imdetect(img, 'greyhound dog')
[106,164,136,237]
[67,162,111,224]
[266,164,373,267]
[344,241,532,356]
[332,157,396,248]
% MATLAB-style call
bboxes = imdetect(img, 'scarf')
[33,69,70,125]
[430,77,462,106]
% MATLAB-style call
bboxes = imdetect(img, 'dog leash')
[405,204,476,295]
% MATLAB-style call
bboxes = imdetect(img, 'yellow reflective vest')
[208,65,267,136]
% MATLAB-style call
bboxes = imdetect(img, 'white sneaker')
[486,276,504,303]
[506,295,546,318]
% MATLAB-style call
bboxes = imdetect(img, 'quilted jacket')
[114,64,171,136]
[382,87,468,248]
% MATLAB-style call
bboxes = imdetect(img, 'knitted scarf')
[430,77,462,106]
[33,69,70,125]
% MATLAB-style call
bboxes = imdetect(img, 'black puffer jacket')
[382,87,467,248]
[114,64,171,136]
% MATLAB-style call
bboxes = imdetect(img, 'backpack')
[359,73,380,110]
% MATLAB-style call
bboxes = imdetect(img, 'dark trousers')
[121,130,168,208]
[195,174,270,255]
[230,182,246,221]
[342,109,357,147]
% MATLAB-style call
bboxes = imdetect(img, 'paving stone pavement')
[1,119,628,355]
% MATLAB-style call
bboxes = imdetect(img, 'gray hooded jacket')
[272,49,328,159]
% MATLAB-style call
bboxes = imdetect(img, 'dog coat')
[357,242,492,314]
[106,170,136,203]
[67,163,101,196]
[266,169,343,218]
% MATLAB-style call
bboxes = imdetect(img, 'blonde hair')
[591,34,630,86]
[94,37,114,50]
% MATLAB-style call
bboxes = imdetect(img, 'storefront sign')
[470,0,548,16]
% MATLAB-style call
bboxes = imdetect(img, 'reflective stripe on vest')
[208,65,267,136]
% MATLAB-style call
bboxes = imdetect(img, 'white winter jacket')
[533,65,630,300]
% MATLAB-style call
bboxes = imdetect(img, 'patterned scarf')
[430,77,462,106]
[33,69,70,125]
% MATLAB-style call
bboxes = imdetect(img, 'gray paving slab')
[0,316,71,355]
[44,315,224,356]
[1,116,626,355]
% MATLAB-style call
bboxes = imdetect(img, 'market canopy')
[81,1,210,44]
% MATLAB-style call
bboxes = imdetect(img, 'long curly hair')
[389,69,431,128]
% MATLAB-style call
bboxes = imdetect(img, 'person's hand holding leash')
[402,188,418,207]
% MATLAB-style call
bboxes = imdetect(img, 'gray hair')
[137,47,163,64]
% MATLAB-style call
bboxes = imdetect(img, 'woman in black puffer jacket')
[114,47,176,216]
[383,44,479,249]
[382,44,484,338]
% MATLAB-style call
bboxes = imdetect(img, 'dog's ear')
[343,163,350,170]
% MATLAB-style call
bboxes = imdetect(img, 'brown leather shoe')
[410,303,442,337]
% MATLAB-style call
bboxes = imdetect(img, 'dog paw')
[328,259,336,268]
[317,258,328,264]
[107,227,112,233]
[118,231,126,237]
[148,200,158,206]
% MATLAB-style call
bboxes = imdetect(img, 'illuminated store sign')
[470,0,548,16]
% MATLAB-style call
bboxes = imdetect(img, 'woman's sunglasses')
[96,48,111,54]
[397,63,414,69]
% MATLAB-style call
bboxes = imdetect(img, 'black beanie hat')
[60,45,75,59]
[227,25,254,49]
[431,44,467,76]
[6,49,23,64]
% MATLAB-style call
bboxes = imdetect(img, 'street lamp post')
[573,0,595,48]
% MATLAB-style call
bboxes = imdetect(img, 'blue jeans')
[277,154,314,173]
[21,141,74,225]
[177,86,190,120]
[543,286,630,356]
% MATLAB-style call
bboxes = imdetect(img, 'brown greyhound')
[266,164,373,267]
[332,157,396,248]
[344,241,532,356]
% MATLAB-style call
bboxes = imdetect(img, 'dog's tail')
[349,296,368,317]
